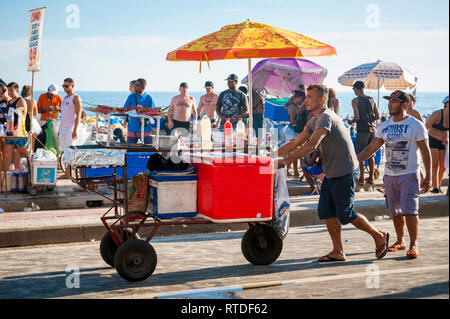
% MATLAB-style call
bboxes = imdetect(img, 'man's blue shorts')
[318,169,359,225]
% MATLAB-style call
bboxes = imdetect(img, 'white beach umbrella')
[338,60,418,106]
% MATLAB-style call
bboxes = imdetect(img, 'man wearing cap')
[197,81,220,128]
[37,84,62,125]
[284,84,306,110]
[285,89,307,177]
[358,90,431,259]
[347,80,379,191]
[216,74,248,130]
[168,82,197,135]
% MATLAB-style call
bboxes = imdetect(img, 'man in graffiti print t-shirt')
[359,90,431,260]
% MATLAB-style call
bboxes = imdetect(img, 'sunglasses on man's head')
[62,84,71,88]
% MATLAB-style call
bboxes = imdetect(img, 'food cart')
[66,112,283,282]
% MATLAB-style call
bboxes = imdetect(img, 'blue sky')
[0,0,449,93]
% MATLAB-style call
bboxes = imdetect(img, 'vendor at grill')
[123,78,155,144]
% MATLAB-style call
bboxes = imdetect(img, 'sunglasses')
[62,84,72,88]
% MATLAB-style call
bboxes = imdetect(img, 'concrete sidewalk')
[0,179,108,213]
[2,172,447,212]
[0,187,447,248]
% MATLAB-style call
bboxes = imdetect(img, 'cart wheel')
[100,231,140,267]
[27,186,38,196]
[114,239,157,282]
[241,223,283,265]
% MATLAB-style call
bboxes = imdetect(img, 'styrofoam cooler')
[148,172,197,219]
[32,159,58,185]
[192,155,274,223]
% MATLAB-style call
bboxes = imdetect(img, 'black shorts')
[429,135,445,150]
[171,119,191,135]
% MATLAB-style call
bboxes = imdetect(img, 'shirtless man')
[197,81,219,128]
[407,94,424,123]
[168,82,197,135]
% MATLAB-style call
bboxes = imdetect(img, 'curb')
[0,192,107,212]
[0,195,447,248]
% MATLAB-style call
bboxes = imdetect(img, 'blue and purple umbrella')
[241,58,327,97]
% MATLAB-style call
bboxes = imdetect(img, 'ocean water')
[33,90,448,119]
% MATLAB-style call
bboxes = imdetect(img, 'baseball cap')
[48,84,58,94]
[238,86,248,94]
[442,95,449,104]
[383,90,409,104]
[204,81,214,88]
[296,84,306,92]
[179,82,188,88]
[353,81,365,89]
[226,74,238,82]
[294,90,306,98]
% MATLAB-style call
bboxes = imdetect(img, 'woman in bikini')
[425,97,449,193]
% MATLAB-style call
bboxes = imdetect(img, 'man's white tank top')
[61,94,78,129]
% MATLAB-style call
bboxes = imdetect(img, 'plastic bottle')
[7,107,14,133]
[224,118,233,150]
[11,170,18,193]
[236,118,245,150]
[22,170,29,192]
[16,108,24,137]
[17,171,24,193]
[200,113,212,150]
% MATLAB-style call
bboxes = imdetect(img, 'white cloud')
[0,37,27,61]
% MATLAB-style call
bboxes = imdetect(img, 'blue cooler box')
[83,152,155,180]
[264,98,290,122]
[148,172,197,219]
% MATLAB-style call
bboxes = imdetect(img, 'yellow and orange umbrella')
[166,20,337,140]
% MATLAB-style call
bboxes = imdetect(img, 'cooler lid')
[187,153,273,166]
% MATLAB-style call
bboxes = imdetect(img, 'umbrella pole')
[248,58,254,145]
[377,78,380,110]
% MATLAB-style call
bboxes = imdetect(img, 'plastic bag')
[284,124,297,143]
[34,148,57,161]
[272,167,290,239]
[128,173,148,214]
[44,120,58,155]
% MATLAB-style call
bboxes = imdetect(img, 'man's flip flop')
[388,243,406,252]
[318,254,346,262]
[375,233,390,260]
[406,250,420,259]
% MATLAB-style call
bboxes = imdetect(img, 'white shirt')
[61,94,79,129]
[376,115,427,176]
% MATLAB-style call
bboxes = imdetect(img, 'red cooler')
[191,154,274,223]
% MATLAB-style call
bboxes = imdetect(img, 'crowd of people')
[0,77,82,179]
[125,74,265,141]
[1,74,448,261]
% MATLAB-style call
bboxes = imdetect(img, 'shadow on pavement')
[0,251,379,299]
[369,281,449,299]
